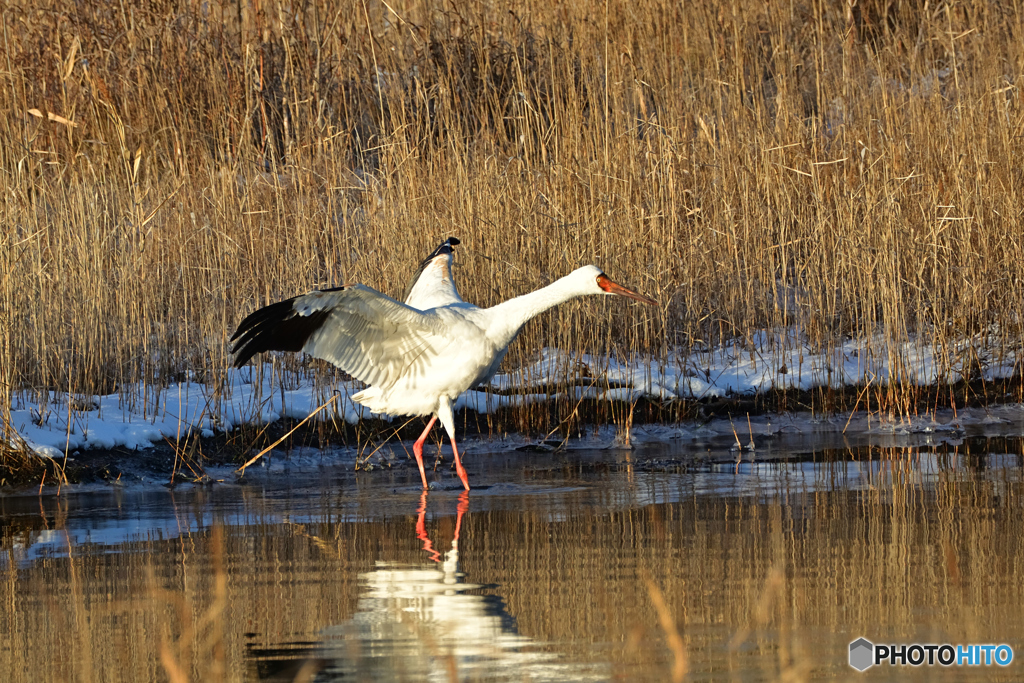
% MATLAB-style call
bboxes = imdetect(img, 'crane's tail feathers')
[230,296,331,368]
[350,387,384,411]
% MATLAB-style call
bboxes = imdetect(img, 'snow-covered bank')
[5,333,1023,458]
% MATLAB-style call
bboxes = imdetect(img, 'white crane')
[230,237,656,490]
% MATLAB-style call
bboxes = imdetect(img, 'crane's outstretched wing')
[403,237,464,310]
[231,284,452,390]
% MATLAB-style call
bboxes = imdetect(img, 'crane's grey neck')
[485,271,594,347]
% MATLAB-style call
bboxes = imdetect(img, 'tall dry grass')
[3,0,1024,460]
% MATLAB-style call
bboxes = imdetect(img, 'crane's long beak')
[597,274,658,305]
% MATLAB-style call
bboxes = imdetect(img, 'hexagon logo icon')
[849,638,874,671]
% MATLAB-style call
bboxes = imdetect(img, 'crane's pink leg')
[449,434,470,491]
[412,416,437,489]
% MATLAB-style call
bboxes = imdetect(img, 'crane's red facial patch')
[596,274,658,305]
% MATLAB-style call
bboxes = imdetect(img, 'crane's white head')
[572,265,658,305]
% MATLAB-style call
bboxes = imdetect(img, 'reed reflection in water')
[1,442,1023,682]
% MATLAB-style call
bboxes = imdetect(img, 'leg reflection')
[416,489,471,564]
[453,490,469,545]
[415,490,441,563]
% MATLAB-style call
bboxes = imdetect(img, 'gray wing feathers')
[300,285,450,389]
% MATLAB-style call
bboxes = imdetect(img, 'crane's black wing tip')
[230,296,331,367]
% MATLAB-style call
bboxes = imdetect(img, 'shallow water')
[2,435,1023,682]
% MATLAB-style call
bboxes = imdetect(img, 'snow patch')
[5,330,1022,457]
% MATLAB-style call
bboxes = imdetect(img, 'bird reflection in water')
[264,491,600,682]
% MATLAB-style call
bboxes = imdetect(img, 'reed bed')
[3,0,1024,465]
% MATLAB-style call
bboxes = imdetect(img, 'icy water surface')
[2,432,1024,682]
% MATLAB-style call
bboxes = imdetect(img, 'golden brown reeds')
[2,0,1024,464]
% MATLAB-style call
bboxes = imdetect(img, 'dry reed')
[3,0,1024,467]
